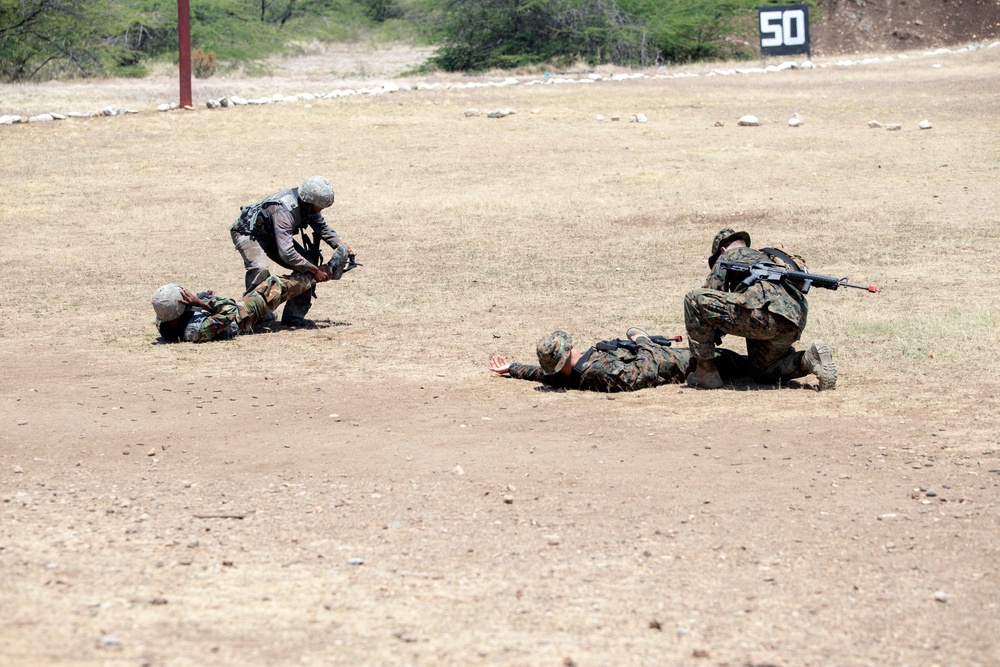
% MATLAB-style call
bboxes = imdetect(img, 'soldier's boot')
[625,326,649,341]
[281,291,315,328]
[323,245,349,280]
[687,358,724,389]
[802,340,837,391]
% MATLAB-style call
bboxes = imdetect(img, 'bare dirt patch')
[2,45,1000,666]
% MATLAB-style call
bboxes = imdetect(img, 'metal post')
[178,0,192,107]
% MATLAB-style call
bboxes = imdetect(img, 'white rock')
[452,464,465,475]
[932,64,942,69]
[530,109,540,114]
[886,123,902,131]
[157,104,171,112]
[918,119,933,130]
[486,109,513,118]
[588,73,603,80]
[737,115,760,126]
[0,116,12,125]
[788,117,801,127]
[635,113,648,123]
[299,92,315,100]
[464,108,479,117]
[230,96,247,105]
[28,114,55,122]
[628,114,636,122]
[867,120,882,128]
[206,99,220,109]
[51,113,66,120]
[102,107,115,116]
[67,112,92,118]
[595,114,605,121]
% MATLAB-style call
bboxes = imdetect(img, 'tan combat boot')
[802,340,837,391]
[687,358,724,389]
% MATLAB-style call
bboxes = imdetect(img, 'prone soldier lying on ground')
[490,327,753,392]
[152,249,348,343]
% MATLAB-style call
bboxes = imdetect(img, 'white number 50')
[760,9,806,47]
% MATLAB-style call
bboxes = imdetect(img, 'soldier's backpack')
[761,246,810,292]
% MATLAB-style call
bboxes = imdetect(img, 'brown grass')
[3,46,998,420]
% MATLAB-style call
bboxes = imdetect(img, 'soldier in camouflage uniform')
[151,254,345,343]
[229,175,353,327]
[490,328,752,392]
[684,229,837,391]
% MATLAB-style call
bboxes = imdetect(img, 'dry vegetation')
[1,44,999,666]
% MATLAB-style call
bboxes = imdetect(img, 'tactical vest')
[233,187,304,239]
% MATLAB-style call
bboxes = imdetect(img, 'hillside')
[812,0,1000,55]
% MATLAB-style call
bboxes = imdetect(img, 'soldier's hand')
[489,355,511,375]
[310,265,330,283]
[179,287,208,310]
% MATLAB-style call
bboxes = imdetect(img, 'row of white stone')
[3,41,996,126]
[1,106,138,125]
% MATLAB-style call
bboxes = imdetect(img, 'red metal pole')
[178,0,192,107]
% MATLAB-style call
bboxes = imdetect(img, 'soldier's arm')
[272,207,314,272]
[310,211,344,250]
[507,362,570,388]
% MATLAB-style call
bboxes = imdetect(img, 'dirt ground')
[3,40,1000,667]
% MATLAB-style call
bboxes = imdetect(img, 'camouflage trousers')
[683,287,808,383]
[236,273,314,333]
[230,224,318,322]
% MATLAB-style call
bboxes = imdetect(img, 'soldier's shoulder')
[722,246,768,263]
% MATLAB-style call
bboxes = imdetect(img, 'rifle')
[303,230,363,274]
[596,334,683,354]
[716,260,879,294]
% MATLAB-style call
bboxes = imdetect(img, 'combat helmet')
[299,175,335,208]
[151,283,185,321]
[708,228,751,268]
[536,330,573,375]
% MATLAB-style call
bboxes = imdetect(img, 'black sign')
[758,4,811,57]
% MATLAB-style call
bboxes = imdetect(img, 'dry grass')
[3,44,1000,667]
[2,46,999,424]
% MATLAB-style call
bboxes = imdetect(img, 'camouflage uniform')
[508,338,751,392]
[230,186,343,322]
[180,273,315,343]
[684,245,810,383]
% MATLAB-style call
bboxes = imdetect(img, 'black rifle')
[595,334,682,354]
[716,260,879,294]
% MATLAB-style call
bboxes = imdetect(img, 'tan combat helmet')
[536,330,573,375]
[151,284,185,321]
[299,175,335,209]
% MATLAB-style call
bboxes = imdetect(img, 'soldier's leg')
[230,228,270,293]
[237,273,315,332]
[745,316,805,382]
[651,346,693,384]
[683,288,751,388]
[276,238,326,327]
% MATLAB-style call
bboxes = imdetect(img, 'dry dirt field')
[2,43,1000,667]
